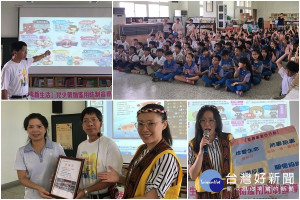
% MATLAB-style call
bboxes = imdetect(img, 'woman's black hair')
[24,113,49,142]
[192,105,225,154]
[137,104,172,146]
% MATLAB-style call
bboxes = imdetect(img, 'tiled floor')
[113,69,283,100]
[1,184,25,199]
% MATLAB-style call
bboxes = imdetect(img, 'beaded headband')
[137,108,167,115]
[200,105,219,112]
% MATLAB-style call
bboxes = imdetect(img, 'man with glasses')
[75,107,123,199]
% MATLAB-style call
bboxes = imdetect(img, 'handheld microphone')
[203,130,209,154]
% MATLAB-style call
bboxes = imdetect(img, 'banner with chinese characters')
[29,87,112,99]
[231,126,299,198]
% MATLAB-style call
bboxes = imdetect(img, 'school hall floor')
[113,67,285,100]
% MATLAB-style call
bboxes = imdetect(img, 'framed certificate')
[49,156,84,199]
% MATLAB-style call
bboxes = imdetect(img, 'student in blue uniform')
[174,53,199,85]
[251,49,263,85]
[214,50,235,89]
[225,57,252,97]
[152,51,178,82]
[197,47,212,77]
[261,47,273,80]
[201,55,224,87]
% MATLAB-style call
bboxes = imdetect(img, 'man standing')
[1,41,50,100]
[76,107,123,199]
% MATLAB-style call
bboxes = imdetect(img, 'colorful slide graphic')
[19,17,112,67]
[188,101,290,139]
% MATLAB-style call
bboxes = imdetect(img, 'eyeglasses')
[199,119,216,124]
[135,121,163,129]
[82,118,100,124]
[27,125,44,129]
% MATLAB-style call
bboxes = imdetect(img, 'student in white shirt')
[186,19,195,36]
[116,34,129,51]
[132,47,153,74]
[147,49,166,76]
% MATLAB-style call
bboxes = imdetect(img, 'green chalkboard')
[120,24,163,37]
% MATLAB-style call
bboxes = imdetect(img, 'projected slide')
[188,101,290,139]
[19,17,112,67]
[113,101,163,139]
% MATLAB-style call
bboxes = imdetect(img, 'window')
[119,2,134,17]
[149,4,159,17]
[199,1,204,16]
[119,1,168,17]
[238,1,251,8]
[135,4,147,17]
[149,4,169,17]
[160,6,169,17]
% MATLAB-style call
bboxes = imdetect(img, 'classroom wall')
[1,1,112,38]
[252,1,299,20]
[1,101,85,185]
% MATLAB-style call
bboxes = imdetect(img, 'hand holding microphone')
[200,130,210,154]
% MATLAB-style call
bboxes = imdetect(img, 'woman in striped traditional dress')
[99,104,182,199]
[188,105,239,199]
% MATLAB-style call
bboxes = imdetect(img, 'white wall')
[1,1,112,38]
[1,101,86,185]
[252,1,299,20]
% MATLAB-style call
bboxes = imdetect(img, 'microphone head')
[203,129,210,138]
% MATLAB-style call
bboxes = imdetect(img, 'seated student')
[210,42,222,57]
[113,45,127,69]
[174,53,199,85]
[186,47,195,62]
[132,47,153,74]
[147,31,157,47]
[152,50,178,82]
[131,38,139,47]
[149,41,157,58]
[225,57,252,97]
[162,44,170,53]
[197,47,212,77]
[245,41,253,58]
[270,41,280,72]
[136,42,144,59]
[182,43,191,56]
[116,34,129,52]
[173,44,184,67]
[224,42,234,57]
[232,46,244,67]
[202,55,224,87]
[274,46,299,99]
[251,49,263,85]
[147,48,166,76]
[196,42,205,57]
[118,46,139,72]
[158,36,166,48]
[261,47,273,80]
[214,50,235,89]
[193,49,199,64]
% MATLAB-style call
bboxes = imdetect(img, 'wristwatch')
[84,188,88,196]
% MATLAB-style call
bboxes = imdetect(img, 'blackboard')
[1,37,18,69]
[51,114,86,157]
[120,24,163,37]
